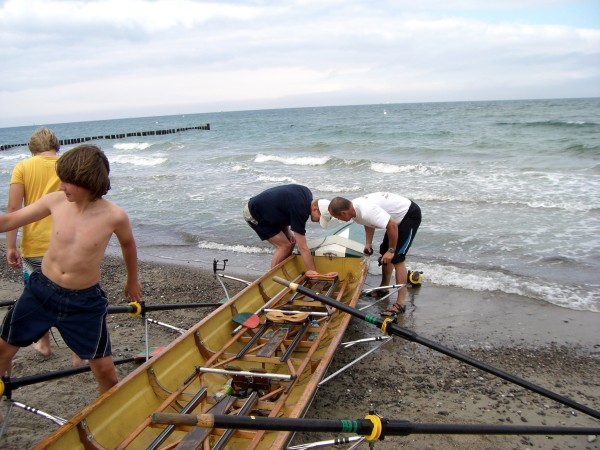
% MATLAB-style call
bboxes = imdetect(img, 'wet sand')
[0,247,598,449]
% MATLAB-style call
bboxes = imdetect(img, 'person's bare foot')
[32,340,53,357]
[72,355,88,368]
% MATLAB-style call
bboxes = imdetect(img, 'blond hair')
[28,127,60,155]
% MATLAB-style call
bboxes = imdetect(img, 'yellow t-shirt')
[9,155,60,257]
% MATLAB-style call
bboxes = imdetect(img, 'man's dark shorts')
[248,221,288,241]
[244,202,287,240]
[0,270,112,360]
[380,201,422,264]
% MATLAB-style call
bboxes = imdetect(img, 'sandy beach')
[0,245,598,449]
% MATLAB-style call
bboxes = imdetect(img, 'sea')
[1,98,599,313]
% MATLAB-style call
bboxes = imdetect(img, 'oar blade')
[232,312,260,329]
[242,314,260,329]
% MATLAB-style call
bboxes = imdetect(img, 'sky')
[1,0,599,127]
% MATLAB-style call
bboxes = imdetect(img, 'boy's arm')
[0,193,53,233]
[114,212,142,302]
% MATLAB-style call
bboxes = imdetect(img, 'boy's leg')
[0,338,21,378]
[23,261,54,358]
[88,356,118,395]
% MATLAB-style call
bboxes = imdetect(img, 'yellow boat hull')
[37,253,367,450]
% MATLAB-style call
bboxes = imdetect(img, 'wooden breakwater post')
[0,124,210,151]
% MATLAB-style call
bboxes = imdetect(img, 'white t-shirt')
[352,192,411,229]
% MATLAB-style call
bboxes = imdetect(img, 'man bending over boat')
[0,144,141,395]
[243,184,332,277]
[329,192,421,315]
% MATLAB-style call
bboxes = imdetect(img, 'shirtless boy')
[0,144,141,395]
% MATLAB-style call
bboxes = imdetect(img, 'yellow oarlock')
[408,270,422,285]
[364,414,382,440]
[380,317,393,334]
[127,302,142,317]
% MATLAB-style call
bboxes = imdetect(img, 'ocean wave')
[0,153,27,161]
[255,153,330,166]
[498,120,599,128]
[110,154,168,166]
[257,175,297,183]
[315,184,363,194]
[414,191,597,213]
[565,143,600,156]
[197,240,271,254]
[113,142,152,151]
[403,261,599,312]
[370,162,464,175]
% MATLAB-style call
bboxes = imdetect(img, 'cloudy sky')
[1,0,599,127]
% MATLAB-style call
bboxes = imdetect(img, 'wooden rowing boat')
[37,228,368,450]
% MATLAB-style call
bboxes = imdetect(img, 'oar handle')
[151,413,374,435]
[108,303,220,315]
[273,277,418,341]
[152,412,215,427]
[1,357,135,398]
[150,413,600,437]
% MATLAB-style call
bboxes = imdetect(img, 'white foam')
[110,154,167,166]
[113,143,151,150]
[0,153,27,161]
[257,175,296,183]
[255,153,330,166]
[400,262,600,312]
[316,184,363,194]
[197,240,271,254]
[370,162,457,175]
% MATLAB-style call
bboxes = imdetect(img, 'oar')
[151,412,600,438]
[1,301,219,313]
[232,312,260,329]
[0,356,137,398]
[273,276,600,421]
[108,302,221,315]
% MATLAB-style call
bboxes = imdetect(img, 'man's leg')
[380,258,394,287]
[88,356,118,395]
[268,232,294,268]
[394,261,408,308]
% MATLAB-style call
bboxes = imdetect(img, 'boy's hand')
[124,279,142,302]
[6,248,22,268]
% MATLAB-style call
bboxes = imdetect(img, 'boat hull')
[37,253,367,450]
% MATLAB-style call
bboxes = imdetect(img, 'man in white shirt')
[329,192,421,315]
